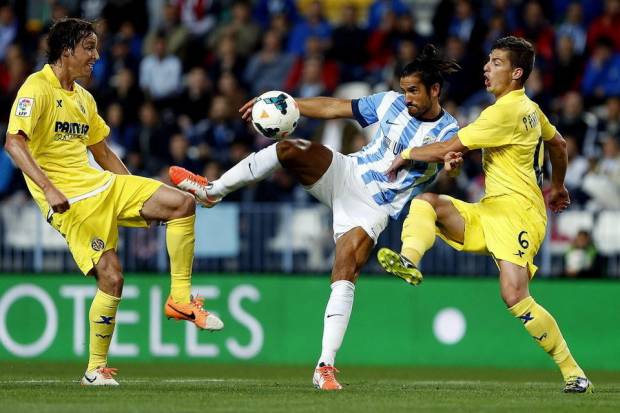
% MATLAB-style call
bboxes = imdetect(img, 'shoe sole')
[377,248,423,286]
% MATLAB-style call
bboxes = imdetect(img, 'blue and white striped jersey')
[351,91,459,218]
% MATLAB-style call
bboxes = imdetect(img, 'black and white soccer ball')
[251,91,300,140]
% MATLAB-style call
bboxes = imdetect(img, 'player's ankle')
[401,248,421,266]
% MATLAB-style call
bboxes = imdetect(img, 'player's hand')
[444,151,463,174]
[239,97,257,121]
[45,186,70,214]
[548,185,570,213]
[385,154,408,182]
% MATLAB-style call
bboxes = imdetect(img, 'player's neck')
[50,63,76,91]
[415,104,443,122]
[494,84,523,100]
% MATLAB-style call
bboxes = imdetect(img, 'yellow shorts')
[48,175,162,274]
[437,195,547,277]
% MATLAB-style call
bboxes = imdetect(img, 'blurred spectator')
[253,0,298,29]
[447,0,487,56]
[289,56,327,98]
[367,0,409,30]
[105,102,137,160]
[551,35,584,95]
[329,3,368,83]
[168,132,201,172]
[581,36,620,102]
[206,34,246,84]
[586,0,620,51]
[384,38,417,91]
[285,36,339,94]
[101,68,145,125]
[139,32,182,102]
[481,0,518,32]
[287,0,332,57]
[175,67,213,127]
[482,13,510,53]
[564,135,590,205]
[95,33,140,91]
[209,0,260,58]
[564,230,598,278]
[244,29,294,96]
[556,1,587,55]
[595,96,620,141]
[0,2,17,61]
[189,95,249,164]
[514,1,555,63]
[554,91,594,153]
[101,0,148,35]
[130,102,175,175]
[582,136,620,209]
[0,45,29,124]
[525,67,552,112]
[143,2,188,59]
[173,0,219,37]
[367,10,398,73]
[216,71,247,112]
[443,36,484,105]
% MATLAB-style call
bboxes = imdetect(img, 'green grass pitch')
[1,362,619,412]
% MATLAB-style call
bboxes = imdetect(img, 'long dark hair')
[400,44,461,93]
[47,18,96,64]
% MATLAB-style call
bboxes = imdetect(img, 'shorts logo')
[91,238,105,251]
[16,97,34,117]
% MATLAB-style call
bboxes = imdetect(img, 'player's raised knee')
[276,139,308,166]
[177,191,196,216]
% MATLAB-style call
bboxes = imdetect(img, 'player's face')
[400,75,436,118]
[483,49,519,96]
[67,33,99,78]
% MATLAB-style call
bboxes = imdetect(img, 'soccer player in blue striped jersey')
[170,45,460,390]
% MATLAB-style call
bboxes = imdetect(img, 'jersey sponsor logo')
[15,97,34,117]
[54,121,90,142]
[91,238,105,251]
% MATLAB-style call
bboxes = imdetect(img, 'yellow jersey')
[8,64,111,214]
[458,89,556,215]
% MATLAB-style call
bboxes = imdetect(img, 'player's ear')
[431,83,441,98]
[512,67,524,82]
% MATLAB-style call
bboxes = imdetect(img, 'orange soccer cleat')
[169,166,221,207]
[164,295,224,331]
[313,364,343,390]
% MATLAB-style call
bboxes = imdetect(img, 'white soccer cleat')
[169,166,222,208]
[81,367,119,386]
[313,363,342,390]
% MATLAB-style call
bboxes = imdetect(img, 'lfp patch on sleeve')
[15,97,34,117]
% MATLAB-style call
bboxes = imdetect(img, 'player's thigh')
[276,139,333,186]
[431,195,487,253]
[140,184,195,222]
[331,227,374,283]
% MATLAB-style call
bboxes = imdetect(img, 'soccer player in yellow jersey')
[377,36,592,393]
[5,18,223,386]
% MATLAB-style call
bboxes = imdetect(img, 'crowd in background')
[0,0,619,274]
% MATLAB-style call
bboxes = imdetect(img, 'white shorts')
[306,150,389,244]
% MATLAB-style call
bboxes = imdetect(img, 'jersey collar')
[41,64,67,89]
[496,88,525,103]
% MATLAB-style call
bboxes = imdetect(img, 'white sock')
[317,280,355,367]
[210,143,281,197]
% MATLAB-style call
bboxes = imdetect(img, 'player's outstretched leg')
[377,247,423,285]
[170,144,281,206]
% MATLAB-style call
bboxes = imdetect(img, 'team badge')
[78,100,86,114]
[15,97,34,117]
[91,238,105,251]
[422,135,434,145]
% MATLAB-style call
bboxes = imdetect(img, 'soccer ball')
[251,91,300,139]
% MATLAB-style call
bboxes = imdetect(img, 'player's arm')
[239,96,352,120]
[384,135,468,181]
[88,140,130,175]
[546,131,570,213]
[4,132,70,213]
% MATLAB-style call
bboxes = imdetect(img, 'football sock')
[167,214,195,304]
[210,143,281,197]
[401,199,437,266]
[509,296,585,381]
[317,280,355,367]
[87,289,120,371]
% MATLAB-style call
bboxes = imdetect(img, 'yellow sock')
[509,296,585,381]
[401,199,437,266]
[87,289,120,371]
[167,214,195,304]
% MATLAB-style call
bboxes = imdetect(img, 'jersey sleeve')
[85,93,110,146]
[457,105,514,149]
[351,92,387,127]
[7,79,49,139]
[537,106,557,141]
